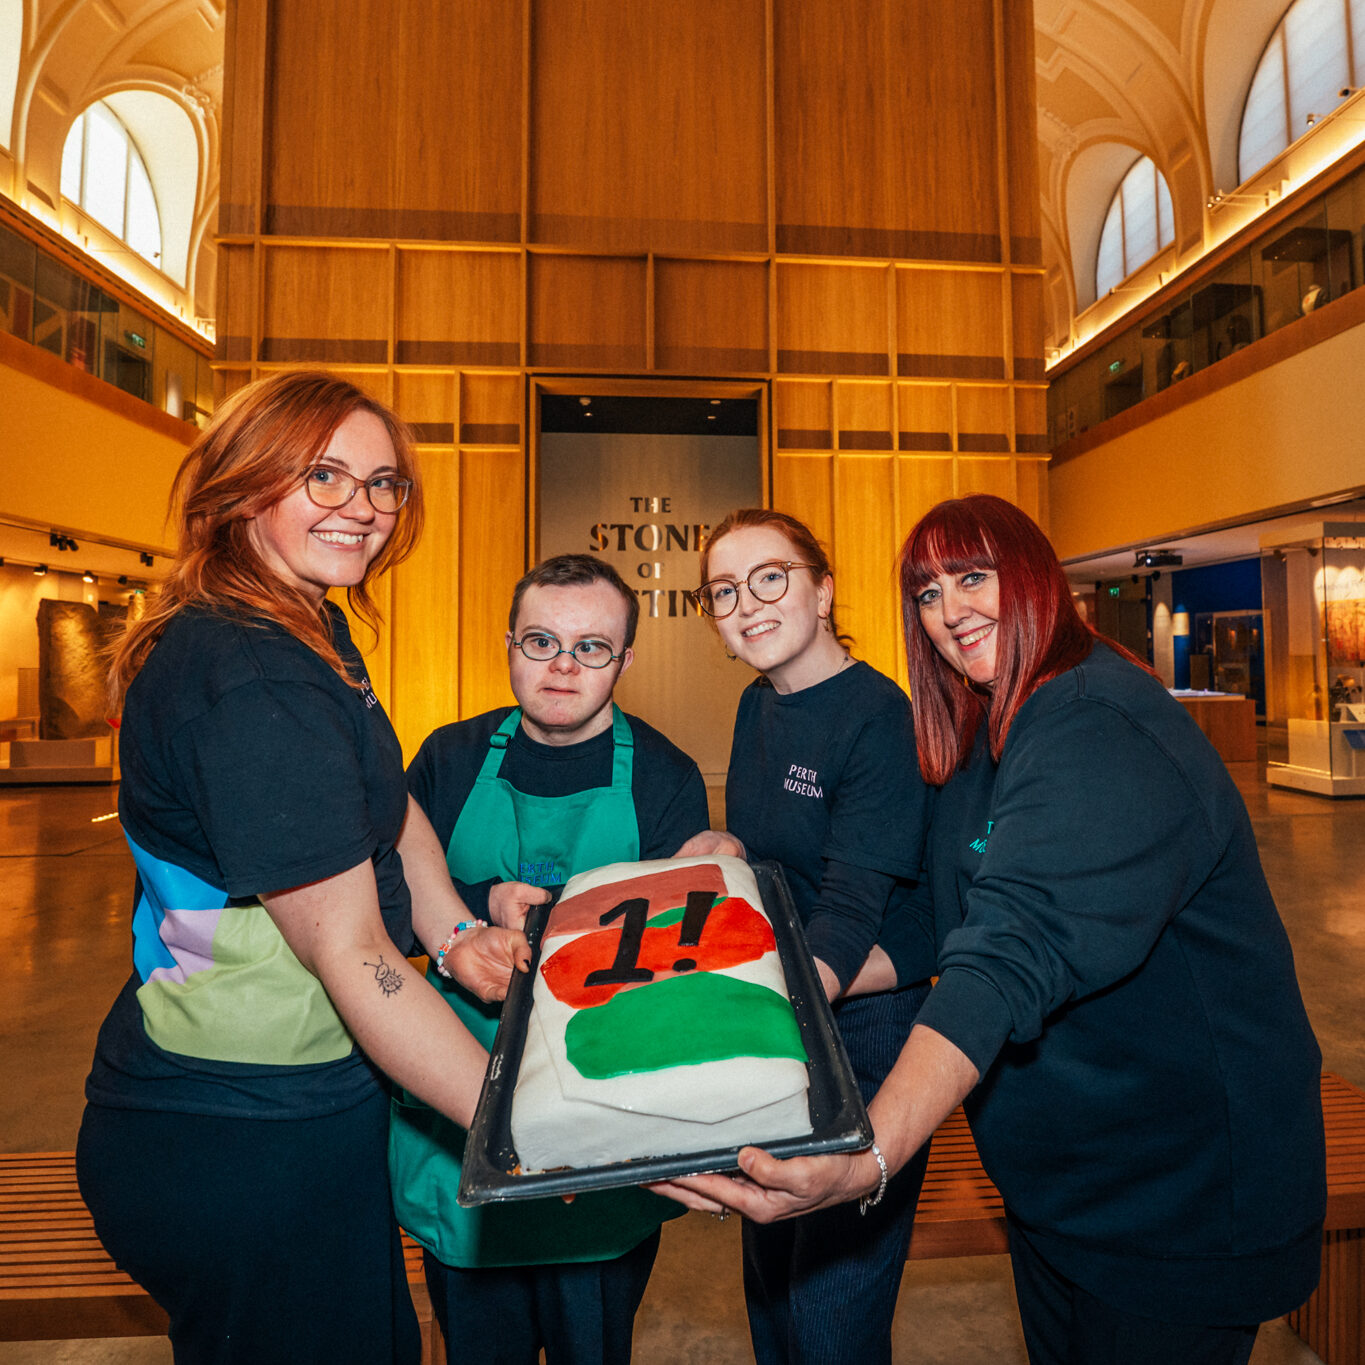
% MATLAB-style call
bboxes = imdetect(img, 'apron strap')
[476,708,522,780]
[609,705,633,792]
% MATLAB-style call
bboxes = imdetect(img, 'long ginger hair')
[109,371,423,701]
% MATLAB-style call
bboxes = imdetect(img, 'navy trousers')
[76,1090,420,1365]
[742,984,932,1365]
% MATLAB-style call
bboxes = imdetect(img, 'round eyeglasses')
[694,561,816,619]
[301,466,412,514]
[512,633,624,669]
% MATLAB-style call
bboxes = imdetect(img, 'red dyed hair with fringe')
[109,371,423,703]
[899,495,1100,784]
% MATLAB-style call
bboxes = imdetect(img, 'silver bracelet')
[858,1143,888,1215]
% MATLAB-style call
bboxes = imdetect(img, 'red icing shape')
[541,896,775,1009]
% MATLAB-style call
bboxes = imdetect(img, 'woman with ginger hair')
[668,495,1325,1365]
[680,507,936,1365]
[76,371,528,1364]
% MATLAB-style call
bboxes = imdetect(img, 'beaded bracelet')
[859,1143,889,1215]
[434,921,482,979]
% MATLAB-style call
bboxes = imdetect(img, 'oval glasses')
[302,466,412,514]
[694,561,816,619]
[512,633,624,669]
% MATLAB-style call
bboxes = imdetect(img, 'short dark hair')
[508,554,641,647]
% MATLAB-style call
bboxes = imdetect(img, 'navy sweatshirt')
[724,661,936,990]
[912,640,1325,1324]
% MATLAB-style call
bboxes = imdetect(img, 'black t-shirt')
[85,604,411,1119]
[724,661,935,989]
[408,707,709,917]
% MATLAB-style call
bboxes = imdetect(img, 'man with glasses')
[390,553,709,1365]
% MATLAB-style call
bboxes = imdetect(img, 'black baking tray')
[457,860,872,1205]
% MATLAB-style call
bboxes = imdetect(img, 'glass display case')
[1261,521,1365,796]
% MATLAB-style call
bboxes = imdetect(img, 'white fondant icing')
[510,855,813,1171]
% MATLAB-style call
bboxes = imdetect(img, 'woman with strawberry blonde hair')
[78,371,528,1364]
[668,495,1325,1365]
[681,506,935,1365]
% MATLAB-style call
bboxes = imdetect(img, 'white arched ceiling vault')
[1036,0,1293,349]
[2,0,221,322]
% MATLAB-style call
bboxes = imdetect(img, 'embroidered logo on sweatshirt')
[968,821,995,854]
[783,764,824,799]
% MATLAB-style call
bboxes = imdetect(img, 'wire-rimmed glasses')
[301,466,413,514]
[511,633,624,668]
[693,561,816,618]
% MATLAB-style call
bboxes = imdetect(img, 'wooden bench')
[1,1074,1360,1362]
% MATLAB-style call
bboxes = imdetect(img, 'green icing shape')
[564,973,807,1079]
[645,906,687,929]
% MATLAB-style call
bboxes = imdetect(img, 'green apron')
[389,706,679,1266]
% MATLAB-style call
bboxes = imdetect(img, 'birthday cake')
[509,855,813,1171]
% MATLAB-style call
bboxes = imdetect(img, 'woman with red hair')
[77,371,528,1364]
[667,495,1325,1365]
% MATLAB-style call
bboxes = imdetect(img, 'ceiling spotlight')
[34,564,47,576]
[139,552,154,567]
[578,397,591,406]
[118,575,128,586]
[709,399,721,406]
[82,569,96,584]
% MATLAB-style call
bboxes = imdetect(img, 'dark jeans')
[1007,1220,1259,1365]
[76,1090,420,1365]
[742,983,932,1365]
[424,1226,661,1365]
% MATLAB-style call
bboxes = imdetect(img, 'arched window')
[1094,156,1174,299]
[60,101,162,268]
[1239,0,1365,181]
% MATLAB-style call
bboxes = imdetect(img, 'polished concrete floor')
[2,761,1356,1363]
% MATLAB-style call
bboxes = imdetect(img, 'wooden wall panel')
[460,372,523,447]
[223,0,1047,741]
[529,0,768,253]
[389,0,523,242]
[391,447,460,758]
[395,250,521,368]
[1015,458,1049,530]
[1011,273,1047,380]
[898,383,954,452]
[654,260,769,374]
[265,0,521,241]
[884,0,1001,260]
[836,381,894,451]
[459,449,523,719]
[528,255,647,370]
[219,0,267,236]
[772,0,893,256]
[956,386,1012,453]
[215,244,255,364]
[897,269,1006,380]
[775,380,832,450]
[772,454,833,548]
[959,457,1016,502]
[395,372,457,446]
[778,263,889,375]
[898,455,956,528]
[260,246,390,365]
[264,2,398,235]
[1001,0,1042,266]
[834,456,899,678]
[1015,386,1049,455]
